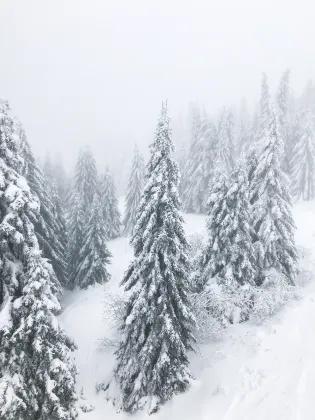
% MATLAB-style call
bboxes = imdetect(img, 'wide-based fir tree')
[100,168,121,239]
[195,163,257,292]
[74,194,111,288]
[250,106,298,284]
[291,107,315,201]
[123,145,145,236]
[18,124,68,287]
[0,99,77,419]
[114,103,195,414]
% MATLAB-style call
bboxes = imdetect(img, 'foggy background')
[0,0,314,173]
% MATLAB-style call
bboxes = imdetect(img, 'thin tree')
[114,102,195,414]
[250,106,298,284]
[291,107,315,201]
[74,193,111,288]
[100,168,121,239]
[123,144,145,236]
[255,73,271,146]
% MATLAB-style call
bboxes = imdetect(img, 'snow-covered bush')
[192,269,299,343]
[187,232,205,260]
[250,269,300,323]
[103,291,126,329]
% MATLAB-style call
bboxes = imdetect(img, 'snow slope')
[60,200,315,420]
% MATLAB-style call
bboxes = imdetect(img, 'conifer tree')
[181,116,216,213]
[17,122,68,287]
[74,194,111,288]
[195,163,257,292]
[67,191,85,289]
[0,99,77,419]
[291,107,315,201]
[100,168,121,239]
[74,148,99,218]
[250,106,298,284]
[114,103,195,414]
[256,73,271,145]
[277,69,291,173]
[123,145,145,236]
[216,107,235,173]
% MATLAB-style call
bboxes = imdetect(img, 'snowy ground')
[60,200,315,420]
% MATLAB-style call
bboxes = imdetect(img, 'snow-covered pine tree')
[123,145,145,236]
[276,69,291,173]
[0,99,77,419]
[291,107,315,201]
[0,251,77,420]
[74,193,111,288]
[114,102,195,414]
[67,191,85,289]
[181,116,216,213]
[216,107,235,173]
[256,73,271,146]
[17,121,68,287]
[195,162,257,292]
[250,105,298,284]
[74,148,99,219]
[100,167,121,239]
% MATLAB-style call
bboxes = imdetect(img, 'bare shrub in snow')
[187,232,205,260]
[103,291,126,329]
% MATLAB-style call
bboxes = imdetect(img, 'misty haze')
[0,1,314,419]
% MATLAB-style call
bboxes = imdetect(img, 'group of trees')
[109,100,298,415]
[176,70,315,210]
[0,96,147,418]
[0,68,310,418]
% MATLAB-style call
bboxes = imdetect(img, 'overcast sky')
[0,0,314,170]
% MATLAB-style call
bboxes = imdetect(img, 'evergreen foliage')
[0,99,77,419]
[74,194,111,289]
[291,107,315,201]
[67,192,85,289]
[195,163,257,292]
[256,73,271,145]
[250,106,298,284]
[123,145,145,236]
[216,107,235,173]
[114,103,195,414]
[74,148,99,218]
[18,126,68,287]
[181,116,216,213]
[100,168,121,239]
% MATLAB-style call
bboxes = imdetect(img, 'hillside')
[60,200,315,420]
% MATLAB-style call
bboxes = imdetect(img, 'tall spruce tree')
[114,103,195,414]
[100,168,121,239]
[74,194,111,288]
[256,73,271,146]
[195,163,257,292]
[123,145,145,236]
[0,99,77,419]
[17,122,68,287]
[250,106,298,284]
[291,107,315,201]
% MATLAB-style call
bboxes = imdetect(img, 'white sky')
[0,0,314,169]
